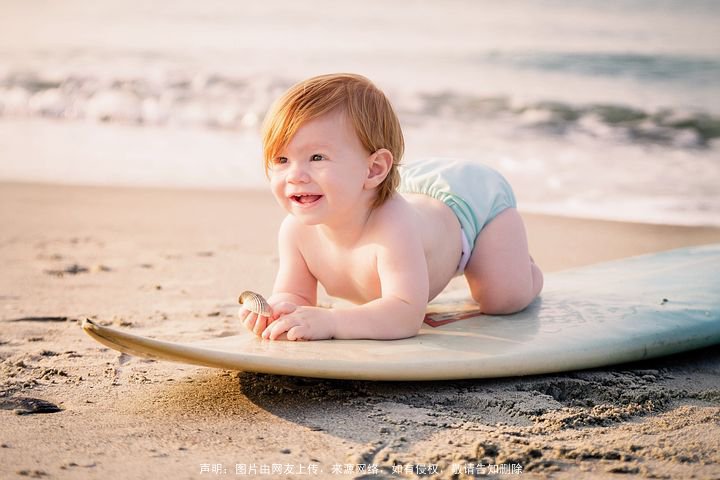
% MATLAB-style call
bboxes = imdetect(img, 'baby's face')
[269,109,372,225]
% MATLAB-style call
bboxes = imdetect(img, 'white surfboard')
[82,244,720,381]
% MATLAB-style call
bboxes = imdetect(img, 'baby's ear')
[364,149,393,189]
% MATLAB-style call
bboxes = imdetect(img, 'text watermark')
[199,462,523,476]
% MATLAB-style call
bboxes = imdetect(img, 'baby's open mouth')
[291,194,323,205]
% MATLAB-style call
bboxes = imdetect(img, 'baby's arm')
[328,215,429,339]
[268,215,318,307]
[241,216,317,335]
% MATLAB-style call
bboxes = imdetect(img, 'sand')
[1,181,719,479]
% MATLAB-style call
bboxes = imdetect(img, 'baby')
[239,73,543,341]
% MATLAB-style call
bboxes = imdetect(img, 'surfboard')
[82,244,720,381]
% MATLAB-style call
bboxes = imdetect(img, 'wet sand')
[1,182,719,479]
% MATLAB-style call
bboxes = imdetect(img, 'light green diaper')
[398,158,517,274]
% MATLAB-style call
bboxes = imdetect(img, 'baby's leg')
[465,208,543,314]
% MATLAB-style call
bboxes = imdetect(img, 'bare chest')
[302,243,381,304]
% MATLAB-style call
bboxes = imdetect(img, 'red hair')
[262,73,404,209]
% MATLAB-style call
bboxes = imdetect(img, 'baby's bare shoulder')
[368,195,420,235]
[280,214,310,232]
[278,214,314,243]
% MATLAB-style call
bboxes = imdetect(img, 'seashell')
[238,291,271,316]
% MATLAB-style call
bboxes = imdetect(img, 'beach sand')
[1,182,719,479]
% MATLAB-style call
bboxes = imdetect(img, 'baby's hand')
[261,306,335,341]
[238,301,297,337]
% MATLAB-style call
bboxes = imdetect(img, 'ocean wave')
[1,69,718,149]
[412,92,719,148]
[0,70,292,130]
[478,51,720,83]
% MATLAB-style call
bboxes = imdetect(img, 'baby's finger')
[262,318,291,340]
[243,312,259,332]
[286,325,309,341]
[261,319,280,340]
[253,315,268,336]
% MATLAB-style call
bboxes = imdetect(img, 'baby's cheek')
[268,176,283,196]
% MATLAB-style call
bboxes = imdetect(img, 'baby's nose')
[287,163,310,183]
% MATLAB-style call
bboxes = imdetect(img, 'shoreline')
[3,180,720,273]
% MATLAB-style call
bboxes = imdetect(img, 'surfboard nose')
[82,318,99,332]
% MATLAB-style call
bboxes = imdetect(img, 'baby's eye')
[310,154,324,162]
[274,156,288,165]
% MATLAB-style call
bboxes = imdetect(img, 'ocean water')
[1,0,719,226]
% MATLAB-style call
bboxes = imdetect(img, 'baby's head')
[262,73,404,210]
